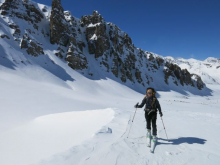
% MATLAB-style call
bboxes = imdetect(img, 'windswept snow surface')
[0,63,139,165]
[0,108,114,165]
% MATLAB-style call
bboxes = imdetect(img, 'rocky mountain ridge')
[0,0,215,94]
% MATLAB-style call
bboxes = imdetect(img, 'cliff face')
[65,9,204,90]
[50,0,70,47]
[0,0,206,92]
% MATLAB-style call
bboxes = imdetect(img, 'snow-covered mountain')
[168,57,220,85]
[0,0,215,95]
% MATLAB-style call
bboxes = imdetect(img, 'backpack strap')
[151,97,157,107]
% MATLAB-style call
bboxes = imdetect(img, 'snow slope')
[1,58,220,165]
[0,108,115,165]
[0,61,140,165]
[35,89,220,165]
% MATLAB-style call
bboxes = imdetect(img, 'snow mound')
[0,109,115,165]
[98,126,113,134]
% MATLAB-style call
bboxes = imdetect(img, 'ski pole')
[160,116,169,141]
[127,104,138,138]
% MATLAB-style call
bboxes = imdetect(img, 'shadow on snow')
[157,137,207,145]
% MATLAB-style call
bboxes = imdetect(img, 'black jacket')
[137,96,162,114]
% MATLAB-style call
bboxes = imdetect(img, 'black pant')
[145,112,157,136]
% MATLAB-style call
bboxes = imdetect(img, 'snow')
[1,61,220,165]
[88,23,101,27]
[0,108,114,165]
[90,33,97,40]
[204,57,220,64]
[34,90,220,165]
[0,62,140,165]
[164,56,175,61]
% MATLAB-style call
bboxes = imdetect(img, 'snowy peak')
[204,57,220,64]
[168,57,220,85]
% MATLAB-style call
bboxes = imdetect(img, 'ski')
[146,134,151,147]
[150,136,157,153]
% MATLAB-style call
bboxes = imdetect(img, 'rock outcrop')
[0,0,20,15]
[81,10,104,26]
[83,11,110,58]
[163,62,194,87]
[50,0,70,46]
[1,0,44,27]
[191,74,205,90]
[65,44,87,70]
[0,0,45,56]
[20,33,44,57]
[49,1,88,70]
[63,11,88,70]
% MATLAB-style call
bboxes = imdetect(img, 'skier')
[134,87,163,152]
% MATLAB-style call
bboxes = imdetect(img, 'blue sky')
[35,0,220,60]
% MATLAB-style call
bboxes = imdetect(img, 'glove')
[159,112,163,117]
[134,102,139,108]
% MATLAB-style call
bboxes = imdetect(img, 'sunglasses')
[147,92,152,94]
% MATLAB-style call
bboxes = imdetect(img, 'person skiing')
[134,87,163,151]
